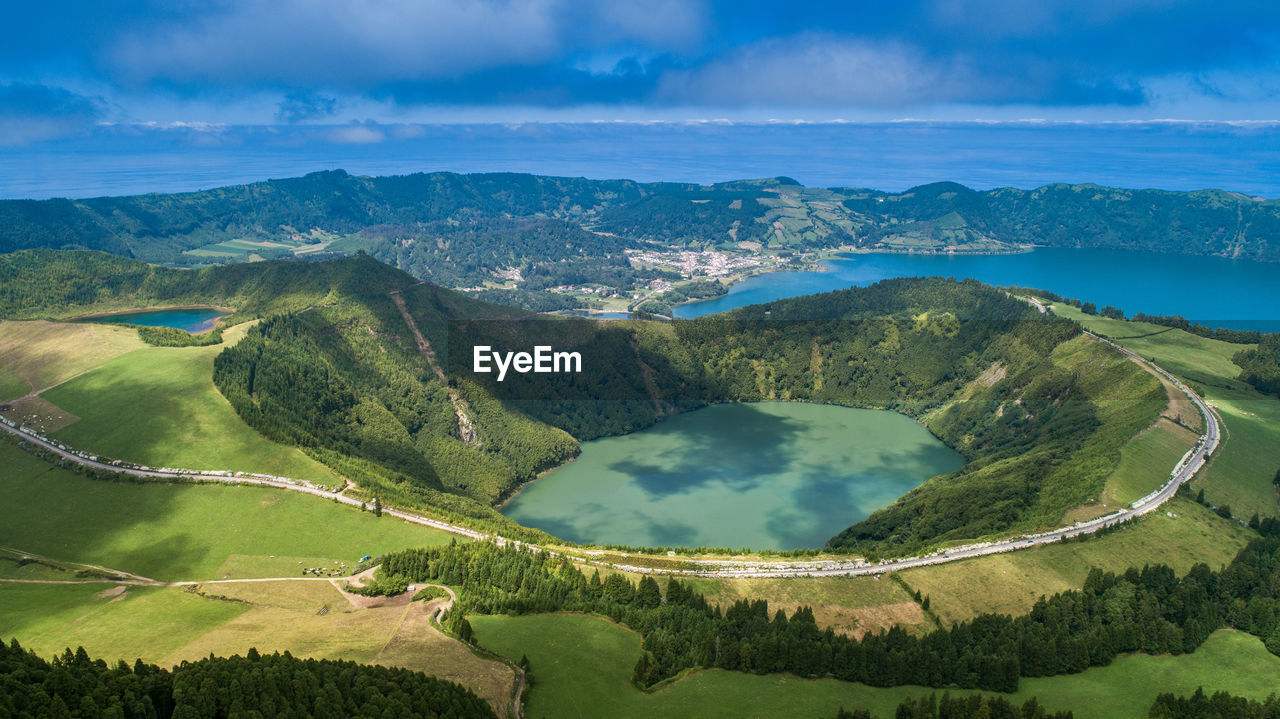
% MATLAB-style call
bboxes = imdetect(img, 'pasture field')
[591,498,1250,638]
[472,613,1280,719]
[1194,384,1280,518]
[1101,417,1199,507]
[0,583,248,664]
[0,581,513,716]
[0,440,456,581]
[0,364,25,402]
[1051,304,1280,519]
[1050,305,1247,384]
[682,573,928,638]
[0,320,144,394]
[163,582,513,714]
[36,323,340,483]
[900,498,1252,624]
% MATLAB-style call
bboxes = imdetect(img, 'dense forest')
[1235,335,1280,398]
[1148,688,1280,718]
[375,520,1280,697]
[831,695,1072,719]
[841,181,1280,261]
[2,250,1169,552]
[0,640,495,718]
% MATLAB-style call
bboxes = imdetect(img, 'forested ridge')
[840,181,1280,260]
[4,170,1280,318]
[376,521,1280,697]
[2,249,1175,551]
[0,640,495,718]
[7,172,1280,263]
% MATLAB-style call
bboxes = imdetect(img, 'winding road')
[0,314,1219,580]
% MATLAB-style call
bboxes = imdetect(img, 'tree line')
[0,640,495,718]
[373,517,1280,696]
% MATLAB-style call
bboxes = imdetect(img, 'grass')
[899,498,1253,625]
[595,499,1251,637]
[0,320,144,394]
[0,440,457,581]
[472,613,642,718]
[0,363,26,402]
[0,584,249,664]
[1049,304,1280,520]
[0,581,513,716]
[1049,305,1247,384]
[1010,630,1280,718]
[472,613,1280,719]
[682,574,928,637]
[164,582,513,713]
[1194,385,1280,519]
[1102,418,1199,507]
[39,326,341,483]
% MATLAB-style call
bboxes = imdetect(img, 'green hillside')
[4,172,1280,317]
[1,250,1171,552]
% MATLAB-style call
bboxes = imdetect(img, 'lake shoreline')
[72,304,234,321]
[670,246,1280,330]
[670,246,1040,317]
[73,305,233,335]
[498,401,964,550]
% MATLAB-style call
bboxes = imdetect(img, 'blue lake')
[502,402,964,549]
[675,248,1280,332]
[89,308,227,333]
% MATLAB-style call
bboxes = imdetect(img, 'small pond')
[87,308,227,333]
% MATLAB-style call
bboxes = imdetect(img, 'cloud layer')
[1,0,1278,136]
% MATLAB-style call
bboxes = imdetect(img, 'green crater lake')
[89,307,227,333]
[501,402,965,549]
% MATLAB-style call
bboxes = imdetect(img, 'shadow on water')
[505,402,967,550]
[642,518,701,547]
[608,403,805,499]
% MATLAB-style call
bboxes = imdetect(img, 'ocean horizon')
[4,120,1280,200]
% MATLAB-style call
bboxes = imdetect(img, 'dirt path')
[413,582,526,719]
[387,289,480,446]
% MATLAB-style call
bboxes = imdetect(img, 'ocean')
[3,121,1279,199]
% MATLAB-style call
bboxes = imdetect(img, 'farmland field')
[0,439,456,581]
[471,613,1280,719]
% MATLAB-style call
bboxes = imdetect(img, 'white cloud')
[656,36,977,108]
[328,124,385,144]
[106,0,704,89]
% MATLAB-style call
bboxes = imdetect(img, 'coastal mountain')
[4,170,1278,316]
[4,171,1279,264]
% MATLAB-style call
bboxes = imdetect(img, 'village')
[625,247,785,278]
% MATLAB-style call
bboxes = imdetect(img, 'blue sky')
[2,0,1278,146]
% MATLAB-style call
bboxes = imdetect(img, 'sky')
[3,0,1279,134]
[1,1,1279,198]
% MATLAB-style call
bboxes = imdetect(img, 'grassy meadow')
[900,498,1252,624]
[7,321,341,483]
[0,320,144,394]
[1101,417,1200,507]
[0,440,456,581]
[471,613,1280,719]
[1051,303,1280,520]
[0,581,513,715]
[682,573,929,638]
[0,364,26,402]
